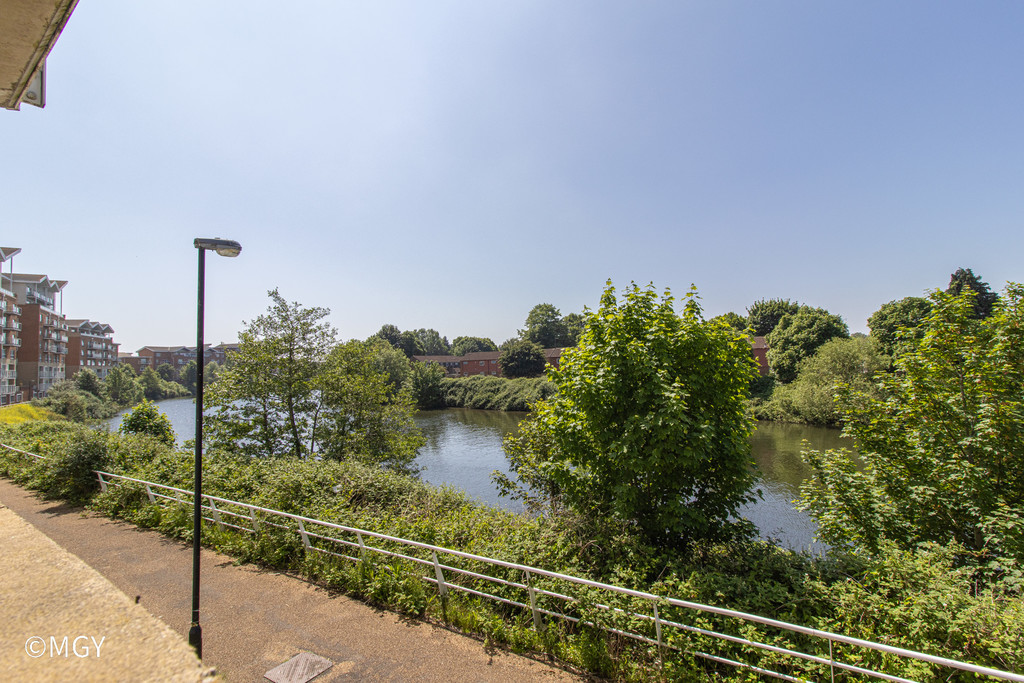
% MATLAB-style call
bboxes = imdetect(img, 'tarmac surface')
[0,477,583,682]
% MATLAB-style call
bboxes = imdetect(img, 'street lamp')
[190,238,241,658]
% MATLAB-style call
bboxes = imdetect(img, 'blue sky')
[5,1,1023,352]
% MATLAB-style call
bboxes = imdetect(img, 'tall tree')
[413,328,450,356]
[520,303,569,348]
[371,324,403,348]
[867,296,933,361]
[156,363,177,383]
[710,311,749,334]
[312,341,423,473]
[397,330,425,358]
[104,364,143,406]
[561,312,586,347]
[451,336,498,357]
[498,340,547,378]
[501,282,760,546]
[766,307,849,383]
[747,298,800,337]
[801,284,1024,563]
[948,267,999,319]
[205,289,336,459]
[73,368,105,399]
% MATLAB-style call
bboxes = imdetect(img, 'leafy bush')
[118,398,176,445]
[439,376,555,411]
[2,418,1022,680]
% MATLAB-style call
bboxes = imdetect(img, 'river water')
[109,400,851,552]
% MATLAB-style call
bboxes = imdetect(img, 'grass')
[0,404,59,424]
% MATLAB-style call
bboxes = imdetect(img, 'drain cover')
[264,651,334,683]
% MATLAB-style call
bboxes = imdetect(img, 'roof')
[1,0,80,110]
[11,273,67,292]
[751,336,769,350]
[413,355,460,363]
[66,319,115,334]
[0,247,22,262]
[461,351,501,362]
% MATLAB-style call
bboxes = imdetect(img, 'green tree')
[766,307,849,383]
[138,368,165,400]
[73,368,105,399]
[366,338,412,394]
[503,282,760,547]
[313,341,423,473]
[413,328,450,356]
[948,267,999,319]
[498,340,546,378]
[104,365,143,406]
[203,361,221,385]
[180,360,198,395]
[746,298,800,337]
[33,380,112,422]
[370,323,403,348]
[451,336,498,357]
[156,363,178,383]
[764,336,887,426]
[867,296,932,361]
[118,398,175,446]
[800,284,1024,563]
[205,289,337,459]
[562,312,586,347]
[407,361,447,410]
[710,311,749,334]
[520,303,569,348]
[397,330,425,358]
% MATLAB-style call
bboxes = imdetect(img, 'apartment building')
[65,319,119,380]
[0,248,24,405]
[10,273,67,399]
[123,343,238,376]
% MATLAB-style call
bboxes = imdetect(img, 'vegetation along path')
[0,478,581,682]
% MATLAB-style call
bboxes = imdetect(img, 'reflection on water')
[414,409,526,510]
[111,401,851,552]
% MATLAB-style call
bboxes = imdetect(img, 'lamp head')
[194,238,242,257]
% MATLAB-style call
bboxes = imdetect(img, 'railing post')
[432,551,449,622]
[525,570,544,632]
[432,551,448,599]
[298,520,311,550]
[145,484,156,504]
[96,472,107,493]
[249,507,259,532]
[652,601,664,671]
[208,499,224,531]
[356,532,366,562]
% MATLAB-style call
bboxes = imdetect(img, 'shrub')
[118,399,176,445]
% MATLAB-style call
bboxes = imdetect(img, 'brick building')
[122,343,237,376]
[65,320,119,380]
[415,348,564,378]
[10,273,68,399]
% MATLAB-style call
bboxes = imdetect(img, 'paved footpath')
[0,478,584,682]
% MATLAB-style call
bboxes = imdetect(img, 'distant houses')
[414,339,770,378]
[413,348,563,378]
[119,343,240,375]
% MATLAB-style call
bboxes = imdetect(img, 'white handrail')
[2,442,1021,682]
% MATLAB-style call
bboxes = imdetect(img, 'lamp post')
[190,238,241,658]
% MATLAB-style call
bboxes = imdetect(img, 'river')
[108,400,851,552]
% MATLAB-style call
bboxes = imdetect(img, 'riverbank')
[3,419,1020,680]
[106,400,844,551]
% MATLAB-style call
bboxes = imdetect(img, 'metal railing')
[1,441,1021,682]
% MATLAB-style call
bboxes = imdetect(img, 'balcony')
[3,319,21,331]
[7,337,20,347]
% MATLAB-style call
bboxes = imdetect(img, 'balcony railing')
[3,320,21,331]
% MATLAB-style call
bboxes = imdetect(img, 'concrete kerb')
[0,500,216,683]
